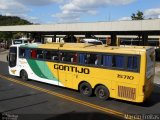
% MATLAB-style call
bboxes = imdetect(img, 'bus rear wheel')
[95,85,109,100]
[20,70,28,81]
[79,82,93,97]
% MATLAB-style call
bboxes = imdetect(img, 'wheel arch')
[94,84,109,94]
[19,69,27,76]
[78,81,92,91]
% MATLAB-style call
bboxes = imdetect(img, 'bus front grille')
[118,86,136,100]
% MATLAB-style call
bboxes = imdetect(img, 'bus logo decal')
[54,64,90,74]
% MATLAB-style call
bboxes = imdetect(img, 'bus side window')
[79,53,85,64]
[88,54,98,65]
[19,48,25,58]
[45,50,58,61]
[25,49,30,59]
[112,55,125,69]
[71,53,77,63]
[60,52,67,62]
[37,50,43,59]
[19,48,30,59]
[60,52,77,63]
[79,53,98,65]
[101,55,112,67]
[127,56,138,70]
[31,49,37,59]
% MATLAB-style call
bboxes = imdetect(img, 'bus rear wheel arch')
[79,82,93,97]
[20,70,28,81]
[95,85,110,100]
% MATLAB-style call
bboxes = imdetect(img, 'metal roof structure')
[0,19,160,35]
[0,19,160,46]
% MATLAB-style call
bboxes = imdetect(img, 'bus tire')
[79,82,93,97]
[95,85,109,100]
[20,70,28,81]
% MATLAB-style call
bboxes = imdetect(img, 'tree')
[0,15,32,26]
[0,15,32,48]
[131,10,144,20]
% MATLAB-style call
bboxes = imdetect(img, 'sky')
[0,0,160,24]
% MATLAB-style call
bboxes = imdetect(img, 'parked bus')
[12,38,29,45]
[7,43,155,103]
[80,39,103,45]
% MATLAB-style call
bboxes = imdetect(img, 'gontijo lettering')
[54,64,90,74]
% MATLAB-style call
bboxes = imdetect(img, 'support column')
[26,33,30,38]
[142,33,148,46]
[52,35,56,42]
[40,34,44,44]
[138,34,141,46]
[110,34,117,46]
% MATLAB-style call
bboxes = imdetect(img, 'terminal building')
[0,19,160,60]
[0,19,160,46]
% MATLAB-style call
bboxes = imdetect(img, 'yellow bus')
[8,43,155,103]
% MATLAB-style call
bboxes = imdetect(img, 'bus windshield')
[9,47,17,67]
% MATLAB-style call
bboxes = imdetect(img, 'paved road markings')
[0,74,124,119]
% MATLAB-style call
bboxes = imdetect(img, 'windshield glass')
[9,47,17,67]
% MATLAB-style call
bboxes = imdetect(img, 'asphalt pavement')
[0,61,124,120]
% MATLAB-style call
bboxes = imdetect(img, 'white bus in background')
[12,38,29,45]
[80,39,103,45]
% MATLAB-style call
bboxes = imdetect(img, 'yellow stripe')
[0,74,124,118]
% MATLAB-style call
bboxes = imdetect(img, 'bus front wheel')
[95,85,109,100]
[79,82,93,97]
[20,70,28,81]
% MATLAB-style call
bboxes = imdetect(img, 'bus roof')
[18,43,153,53]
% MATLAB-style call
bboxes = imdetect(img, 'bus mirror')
[6,55,9,62]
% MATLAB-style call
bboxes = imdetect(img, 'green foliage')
[131,10,144,20]
[0,15,32,41]
[0,15,32,26]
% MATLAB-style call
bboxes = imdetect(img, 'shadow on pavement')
[2,100,48,113]
[0,93,42,102]
[141,84,160,107]
[0,61,8,75]
[10,112,124,120]
[46,112,124,120]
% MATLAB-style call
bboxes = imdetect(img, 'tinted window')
[127,56,138,70]
[112,55,125,69]
[101,55,125,69]
[30,49,44,59]
[31,49,37,59]
[19,48,25,58]
[101,55,112,67]
[19,48,30,59]
[9,47,17,67]
[79,53,98,65]
[60,52,77,63]
[37,50,44,59]
[45,50,59,61]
